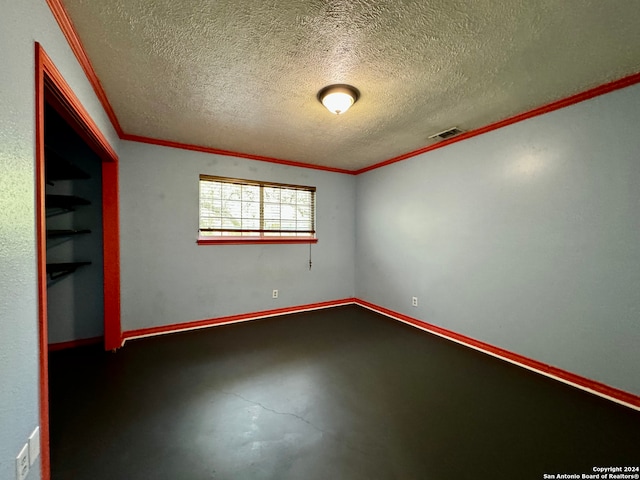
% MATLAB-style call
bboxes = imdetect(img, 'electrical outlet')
[272,289,278,299]
[412,296,418,307]
[29,427,40,465]
[16,443,29,480]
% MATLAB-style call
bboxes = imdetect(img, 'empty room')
[1,1,640,479]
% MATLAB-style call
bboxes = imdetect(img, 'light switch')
[16,443,29,480]
[29,426,40,465]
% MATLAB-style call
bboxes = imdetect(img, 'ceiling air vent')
[428,127,464,140]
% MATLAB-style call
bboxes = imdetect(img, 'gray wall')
[0,1,118,478]
[356,82,640,396]
[119,141,356,332]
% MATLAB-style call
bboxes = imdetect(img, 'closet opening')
[35,43,121,480]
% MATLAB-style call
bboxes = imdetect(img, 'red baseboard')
[354,299,640,411]
[48,336,103,352]
[120,297,639,410]
[122,298,357,343]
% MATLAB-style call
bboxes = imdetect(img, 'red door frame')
[35,42,121,479]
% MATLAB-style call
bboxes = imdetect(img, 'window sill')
[197,236,318,245]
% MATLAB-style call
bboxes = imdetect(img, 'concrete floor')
[49,306,640,480]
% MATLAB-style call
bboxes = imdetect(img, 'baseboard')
[48,336,103,352]
[119,297,639,410]
[121,298,358,344]
[354,299,640,411]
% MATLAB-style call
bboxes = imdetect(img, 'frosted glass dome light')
[318,85,360,115]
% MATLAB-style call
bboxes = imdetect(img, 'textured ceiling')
[61,0,640,171]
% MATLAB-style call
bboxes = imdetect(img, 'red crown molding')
[354,299,640,411]
[120,133,356,175]
[45,0,354,175]
[45,0,124,136]
[46,0,351,174]
[46,0,640,175]
[122,298,357,342]
[355,72,640,174]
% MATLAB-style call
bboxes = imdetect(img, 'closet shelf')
[45,146,91,182]
[46,229,92,238]
[46,261,92,280]
[45,194,91,210]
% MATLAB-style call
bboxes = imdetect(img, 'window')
[198,175,317,244]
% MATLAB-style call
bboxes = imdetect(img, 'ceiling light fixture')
[318,84,360,115]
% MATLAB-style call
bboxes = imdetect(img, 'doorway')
[44,103,105,347]
[35,43,121,480]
